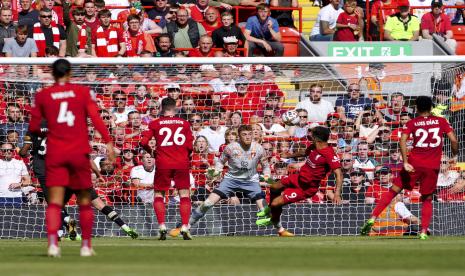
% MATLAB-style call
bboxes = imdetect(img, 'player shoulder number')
[159,127,186,146]
[57,101,75,127]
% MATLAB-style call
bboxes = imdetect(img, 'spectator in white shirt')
[209,65,236,93]
[310,0,343,41]
[296,84,335,123]
[198,111,227,154]
[0,142,31,206]
[130,151,155,204]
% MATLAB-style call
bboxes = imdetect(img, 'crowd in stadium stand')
[0,0,465,205]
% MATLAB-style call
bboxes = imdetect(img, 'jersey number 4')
[159,127,186,146]
[57,101,76,127]
[415,127,441,148]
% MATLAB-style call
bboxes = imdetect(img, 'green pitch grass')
[1,236,465,276]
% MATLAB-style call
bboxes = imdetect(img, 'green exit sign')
[328,43,412,57]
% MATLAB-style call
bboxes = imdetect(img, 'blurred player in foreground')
[29,59,115,257]
[360,96,458,240]
[141,97,194,240]
[170,124,271,238]
[256,126,343,236]
[21,129,138,241]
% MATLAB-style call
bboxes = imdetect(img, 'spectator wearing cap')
[163,83,182,107]
[421,0,456,53]
[370,0,398,41]
[310,0,343,41]
[197,111,227,154]
[342,168,369,203]
[215,36,242,57]
[379,92,413,124]
[111,90,136,125]
[296,84,335,123]
[335,83,374,122]
[209,65,236,93]
[365,166,393,203]
[244,4,284,57]
[163,7,206,48]
[154,33,175,57]
[188,34,215,57]
[212,11,247,49]
[384,1,420,41]
[201,7,222,36]
[353,141,378,180]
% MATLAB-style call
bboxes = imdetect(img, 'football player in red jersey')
[29,59,115,257]
[256,126,343,236]
[141,97,194,240]
[360,96,458,240]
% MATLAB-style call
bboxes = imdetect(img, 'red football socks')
[179,197,191,226]
[421,196,433,233]
[153,197,166,225]
[372,189,398,218]
[46,203,62,247]
[79,204,94,248]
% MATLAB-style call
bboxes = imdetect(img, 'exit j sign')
[328,43,412,57]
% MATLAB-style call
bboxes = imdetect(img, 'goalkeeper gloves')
[206,168,222,180]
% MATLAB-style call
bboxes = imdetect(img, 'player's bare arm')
[447,131,459,165]
[332,168,343,204]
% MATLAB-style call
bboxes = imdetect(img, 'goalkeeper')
[170,125,270,237]
[20,127,138,240]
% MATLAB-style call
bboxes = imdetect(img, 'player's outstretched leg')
[360,187,401,236]
[153,193,167,240]
[179,189,192,240]
[256,182,283,226]
[91,192,138,239]
[419,194,433,240]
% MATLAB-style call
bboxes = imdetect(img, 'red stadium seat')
[280,27,300,56]
[451,25,465,55]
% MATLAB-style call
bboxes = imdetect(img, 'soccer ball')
[281,110,300,125]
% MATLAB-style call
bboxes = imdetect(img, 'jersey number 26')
[159,127,186,146]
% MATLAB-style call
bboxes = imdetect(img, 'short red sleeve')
[402,120,414,136]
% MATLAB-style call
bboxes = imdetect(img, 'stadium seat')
[280,27,301,56]
[451,25,465,55]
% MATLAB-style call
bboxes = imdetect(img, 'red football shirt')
[299,145,341,188]
[29,83,111,156]
[141,115,194,169]
[402,115,453,169]
[334,12,359,41]
[365,181,390,203]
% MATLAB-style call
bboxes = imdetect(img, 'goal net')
[0,57,464,238]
